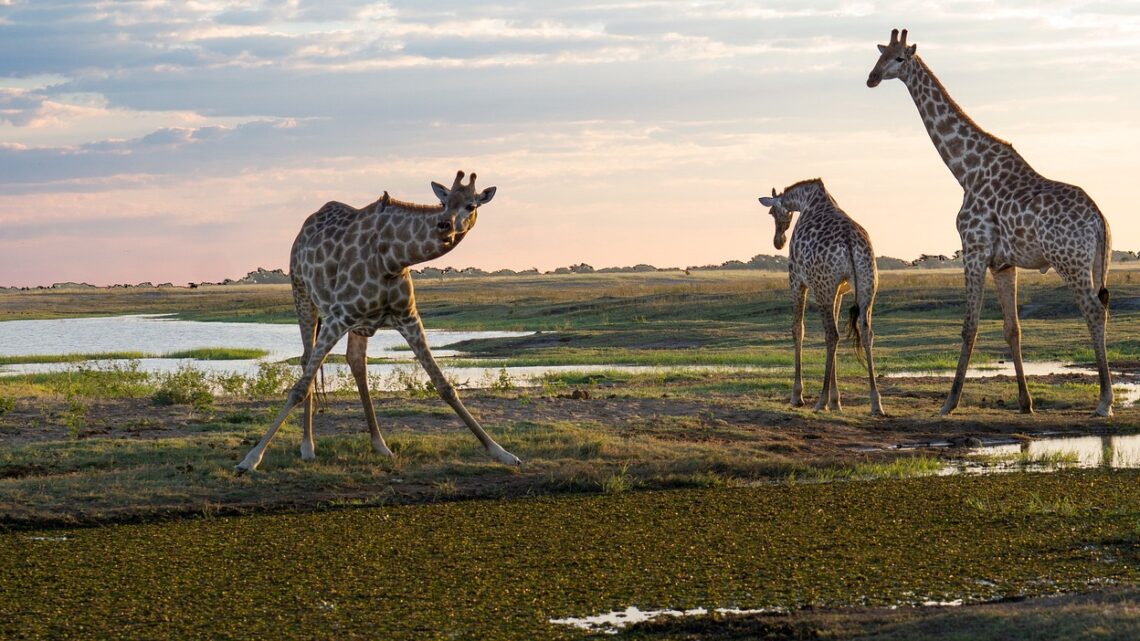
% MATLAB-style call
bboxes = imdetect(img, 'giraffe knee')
[437,384,459,403]
[286,379,313,404]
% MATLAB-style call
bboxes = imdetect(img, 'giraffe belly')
[991,237,1047,272]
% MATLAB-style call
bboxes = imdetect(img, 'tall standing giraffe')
[759,179,885,416]
[236,170,521,473]
[867,28,1113,417]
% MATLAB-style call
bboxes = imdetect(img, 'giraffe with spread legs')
[867,28,1113,417]
[236,170,520,473]
[759,179,885,416]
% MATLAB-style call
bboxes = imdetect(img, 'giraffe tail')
[844,304,868,371]
[1096,212,1111,311]
[314,317,329,409]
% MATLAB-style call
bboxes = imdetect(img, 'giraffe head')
[866,28,916,88]
[758,187,794,250]
[428,170,497,248]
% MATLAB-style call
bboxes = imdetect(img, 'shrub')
[152,365,213,411]
[246,362,296,398]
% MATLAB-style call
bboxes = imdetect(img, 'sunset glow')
[3,1,1140,287]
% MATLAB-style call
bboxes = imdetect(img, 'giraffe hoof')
[1095,406,1114,418]
[489,445,522,467]
[234,463,252,476]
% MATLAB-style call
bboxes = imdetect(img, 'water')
[0,315,729,390]
[887,360,1140,406]
[0,314,525,362]
[550,606,774,634]
[949,433,1140,473]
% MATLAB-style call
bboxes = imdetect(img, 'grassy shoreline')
[0,348,268,365]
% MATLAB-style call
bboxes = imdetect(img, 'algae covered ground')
[4,471,1140,640]
[3,270,1140,639]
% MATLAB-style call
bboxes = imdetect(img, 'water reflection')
[954,433,1140,472]
[886,360,1140,406]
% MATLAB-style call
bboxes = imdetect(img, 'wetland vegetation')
[3,268,1140,639]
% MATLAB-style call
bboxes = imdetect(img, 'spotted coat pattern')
[236,171,520,473]
[867,29,1114,416]
[761,179,884,415]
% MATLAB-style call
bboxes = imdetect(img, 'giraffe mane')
[371,195,445,214]
[913,56,1013,148]
[783,177,825,193]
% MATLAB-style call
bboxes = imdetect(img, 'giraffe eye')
[895,57,904,62]
[437,221,452,231]
[465,204,476,212]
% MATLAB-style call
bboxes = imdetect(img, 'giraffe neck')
[898,56,1027,188]
[361,196,465,270]
[783,179,837,217]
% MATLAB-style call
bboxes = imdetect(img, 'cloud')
[2,0,1140,286]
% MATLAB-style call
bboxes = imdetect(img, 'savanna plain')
[3,269,1140,640]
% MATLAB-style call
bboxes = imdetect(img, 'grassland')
[0,348,268,365]
[3,268,1140,639]
[4,471,1140,640]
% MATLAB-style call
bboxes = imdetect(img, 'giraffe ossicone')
[760,178,885,416]
[235,170,520,474]
[867,28,1114,417]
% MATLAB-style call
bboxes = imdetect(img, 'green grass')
[0,347,268,365]
[3,471,1140,640]
[0,352,150,365]
[160,347,269,360]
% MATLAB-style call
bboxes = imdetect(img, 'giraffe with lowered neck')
[760,178,885,416]
[867,28,1114,417]
[236,170,520,473]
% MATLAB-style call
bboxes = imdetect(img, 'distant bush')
[152,366,213,411]
[246,362,296,398]
[59,360,152,399]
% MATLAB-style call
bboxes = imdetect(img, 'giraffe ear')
[431,181,449,203]
[758,196,779,207]
[906,44,916,57]
[877,44,887,54]
[477,186,497,205]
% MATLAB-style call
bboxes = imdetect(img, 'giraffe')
[867,28,1114,417]
[235,170,521,473]
[759,178,885,416]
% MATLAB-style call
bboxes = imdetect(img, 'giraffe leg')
[236,319,346,473]
[827,287,843,411]
[1056,266,1114,416]
[346,332,393,456]
[992,266,1033,413]
[396,315,521,466]
[942,258,987,416]
[293,290,319,461]
[813,288,841,412]
[856,289,885,417]
[790,284,808,407]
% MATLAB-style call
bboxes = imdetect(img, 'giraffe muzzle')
[866,73,882,88]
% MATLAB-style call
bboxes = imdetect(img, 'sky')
[2,1,1140,287]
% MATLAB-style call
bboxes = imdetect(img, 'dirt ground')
[3,372,1133,461]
